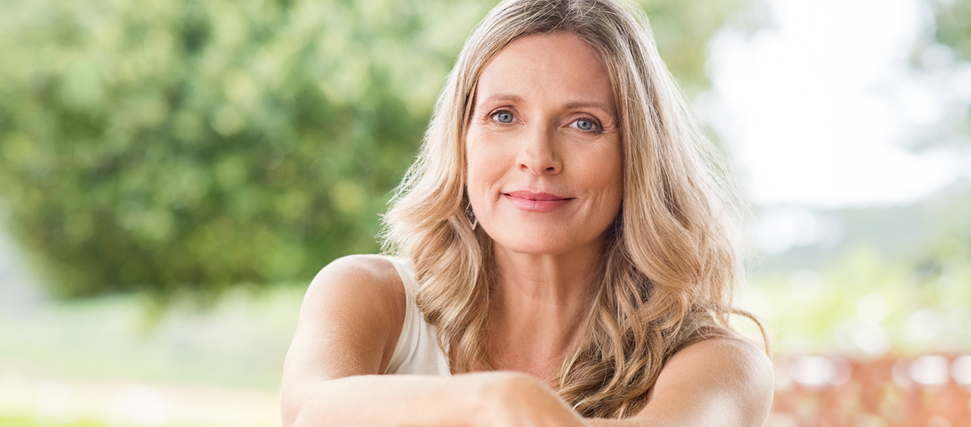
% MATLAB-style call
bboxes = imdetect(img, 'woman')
[281,0,774,425]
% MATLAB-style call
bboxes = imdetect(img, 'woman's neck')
[485,241,603,384]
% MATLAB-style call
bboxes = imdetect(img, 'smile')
[502,191,573,212]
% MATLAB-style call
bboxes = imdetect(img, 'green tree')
[0,0,745,299]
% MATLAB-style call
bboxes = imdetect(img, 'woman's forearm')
[281,372,589,427]
[283,374,473,427]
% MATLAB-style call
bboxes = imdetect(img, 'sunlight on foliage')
[743,243,971,357]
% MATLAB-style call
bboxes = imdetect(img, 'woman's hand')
[470,372,591,427]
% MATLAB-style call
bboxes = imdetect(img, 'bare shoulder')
[300,254,407,344]
[629,335,774,427]
[305,254,406,306]
[286,254,407,378]
[663,335,773,386]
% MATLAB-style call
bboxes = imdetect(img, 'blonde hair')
[383,0,766,418]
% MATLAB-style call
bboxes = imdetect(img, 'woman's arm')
[590,337,774,427]
[279,255,590,427]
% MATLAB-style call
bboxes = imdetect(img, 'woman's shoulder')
[305,254,408,322]
[286,255,411,378]
[312,254,405,289]
[642,334,774,425]
[669,334,773,379]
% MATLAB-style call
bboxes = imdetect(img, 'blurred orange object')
[768,355,971,427]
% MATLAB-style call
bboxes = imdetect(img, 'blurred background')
[0,0,969,425]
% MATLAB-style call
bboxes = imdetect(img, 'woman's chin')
[484,226,601,257]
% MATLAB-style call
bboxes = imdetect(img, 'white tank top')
[382,256,452,376]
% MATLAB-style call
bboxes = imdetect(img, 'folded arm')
[280,255,772,426]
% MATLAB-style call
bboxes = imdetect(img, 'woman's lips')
[503,191,572,212]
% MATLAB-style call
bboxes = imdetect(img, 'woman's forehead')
[475,32,616,114]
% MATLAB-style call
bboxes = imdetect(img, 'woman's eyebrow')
[563,100,615,115]
[478,93,526,105]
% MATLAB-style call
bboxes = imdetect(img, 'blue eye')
[492,111,514,124]
[573,118,600,132]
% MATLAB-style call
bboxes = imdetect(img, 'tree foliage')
[933,0,971,62]
[0,0,744,298]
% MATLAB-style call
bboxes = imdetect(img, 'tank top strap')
[382,256,451,376]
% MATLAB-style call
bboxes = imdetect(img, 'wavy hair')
[382,0,766,418]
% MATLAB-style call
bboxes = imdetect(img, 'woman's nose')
[517,124,562,175]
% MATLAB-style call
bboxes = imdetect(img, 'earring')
[465,204,478,231]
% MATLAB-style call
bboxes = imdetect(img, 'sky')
[702,0,971,210]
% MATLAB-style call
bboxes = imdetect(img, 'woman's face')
[466,31,623,257]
